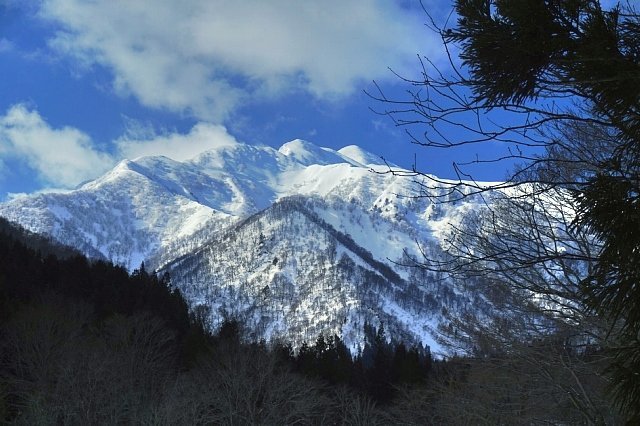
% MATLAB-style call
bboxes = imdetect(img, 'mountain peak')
[278,139,358,167]
[278,139,317,156]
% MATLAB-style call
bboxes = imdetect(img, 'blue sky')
[0,0,520,201]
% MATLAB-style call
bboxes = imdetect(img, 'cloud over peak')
[40,0,430,121]
[0,104,242,189]
[117,122,240,162]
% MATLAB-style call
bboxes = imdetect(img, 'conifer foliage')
[285,322,431,404]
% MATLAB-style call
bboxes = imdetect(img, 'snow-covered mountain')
[0,139,481,352]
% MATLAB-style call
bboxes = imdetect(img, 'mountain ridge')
[0,139,481,352]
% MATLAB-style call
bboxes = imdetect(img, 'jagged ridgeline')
[0,139,481,352]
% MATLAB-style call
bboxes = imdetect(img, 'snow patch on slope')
[338,145,387,166]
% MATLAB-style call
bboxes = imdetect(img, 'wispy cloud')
[0,104,114,188]
[6,187,73,201]
[0,38,14,53]
[39,0,437,121]
[116,122,240,161]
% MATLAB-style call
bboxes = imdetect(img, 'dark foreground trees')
[372,0,639,422]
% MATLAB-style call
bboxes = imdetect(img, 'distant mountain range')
[0,139,485,353]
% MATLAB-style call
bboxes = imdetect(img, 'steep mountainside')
[0,139,483,352]
[162,196,470,352]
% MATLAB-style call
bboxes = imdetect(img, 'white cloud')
[0,104,114,188]
[116,122,239,161]
[0,38,14,53]
[39,0,438,121]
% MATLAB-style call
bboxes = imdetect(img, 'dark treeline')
[277,322,431,404]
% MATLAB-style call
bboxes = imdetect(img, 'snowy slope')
[162,196,458,352]
[1,157,235,269]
